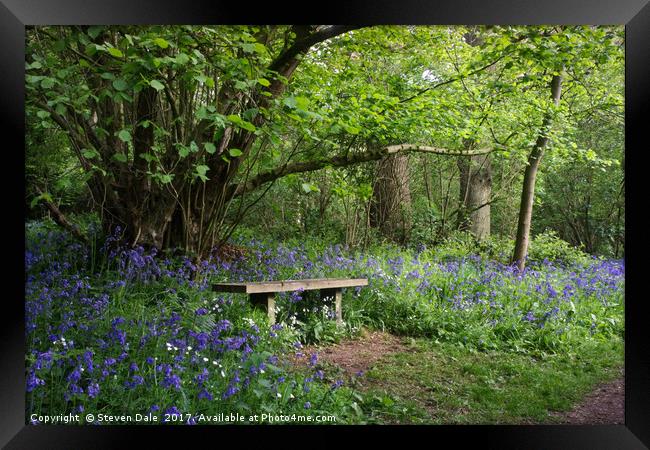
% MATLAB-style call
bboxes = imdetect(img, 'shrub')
[529,230,591,266]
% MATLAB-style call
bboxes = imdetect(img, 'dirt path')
[293,329,410,377]
[550,369,625,424]
[293,331,624,424]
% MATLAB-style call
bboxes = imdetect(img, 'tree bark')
[457,153,492,240]
[370,152,412,243]
[512,73,563,270]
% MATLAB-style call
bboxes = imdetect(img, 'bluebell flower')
[87,383,100,398]
[26,371,45,392]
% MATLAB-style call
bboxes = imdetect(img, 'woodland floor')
[548,369,624,424]
[293,330,412,377]
[292,330,624,424]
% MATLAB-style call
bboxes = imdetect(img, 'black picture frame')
[3,0,648,448]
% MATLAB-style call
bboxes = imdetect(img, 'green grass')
[355,336,623,424]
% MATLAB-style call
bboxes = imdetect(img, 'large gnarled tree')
[27,25,497,255]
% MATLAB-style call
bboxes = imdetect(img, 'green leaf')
[242,108,259,121]
[257,78,270,87]
[82,149,98,159]
[283,97,297,109]
[157,173,173,184]
[228,148,243,157]
[87,26,103,39]
[195,165,209,176]
[196,168,209,182]
[204,142,216,154]
[113,153,128,163]
[301,182,316,193]
[112,78,128,91]
[153,38,169,49]
[189,141,199,153]
[177,144,190,158]
[294,96,310,110]
[40,78,55,89]
[241,43,256,53]
[175,53,190,65]
[36,110,50,119]
[234,80,249,91]
[27,75,44,85]
[117,129,131,142]
[196,107,209,121]
[149,79,165,91]
[227,115,256,132]
[138,152,157,162]
[107,47,124,58]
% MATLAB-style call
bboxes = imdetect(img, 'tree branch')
[266,26,362,98]
[268,26,361,74]
[229,144,494,198]
[35,187,88,244]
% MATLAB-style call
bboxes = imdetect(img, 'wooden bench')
[212,278,368,325]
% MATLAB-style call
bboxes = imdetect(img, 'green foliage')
[25,25,623,258]
[528,230,591,265]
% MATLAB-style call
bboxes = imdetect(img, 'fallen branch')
[35,187,89,244]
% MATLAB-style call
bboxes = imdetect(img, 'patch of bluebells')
[25,222,624,423]
[27,226,330,424]
[219,237,623,351]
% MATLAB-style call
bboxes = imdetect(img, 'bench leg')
[249,293,276,325]
[320,288,343,326]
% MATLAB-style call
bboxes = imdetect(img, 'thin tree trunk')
[512,73,563,270]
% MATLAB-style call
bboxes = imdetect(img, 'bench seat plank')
[213,278,368,294]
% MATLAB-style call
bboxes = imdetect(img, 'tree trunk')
[469,155,492,240]
[370,152,412,244]
[512,73,563,270]
[457,153,492,240]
